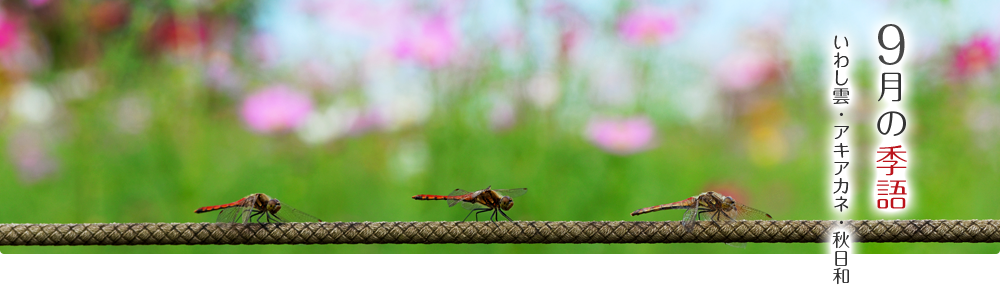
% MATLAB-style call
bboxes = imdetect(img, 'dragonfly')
[412,186,527,222]
[194,193,323,224]
[630,191,772,248]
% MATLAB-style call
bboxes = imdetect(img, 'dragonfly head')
[721,196,736,208]
[267,198,282,214]
[499,196,514,211]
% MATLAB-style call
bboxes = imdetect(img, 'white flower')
[10,82,55,124]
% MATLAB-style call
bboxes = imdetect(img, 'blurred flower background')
[2,0,1000,254]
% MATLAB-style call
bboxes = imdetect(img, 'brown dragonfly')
[412,186,527,222]
[631,191,772,248]
[195,193,322,223]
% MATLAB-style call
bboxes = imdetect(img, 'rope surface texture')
[1,220,997,246]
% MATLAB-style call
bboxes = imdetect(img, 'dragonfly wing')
[442,191,482,210]
[269,205,323,223]
[731,204,774,221]
[680,199,703,231]
[720,204,771,249]
[703,207,751,248]
[494,188,527,198]
[448,189,472,196]
[216,207,249,224]
[215,197,256,224]
[447,197,473,208]
[681,207,699,224]
[720,202,769,248]
[445,189,473,208]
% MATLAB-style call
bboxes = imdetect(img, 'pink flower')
[205,52,242,94]
[716,52,780,92]
[26,0,52,8]
[489,100,516,132]
[393,15,459,68]
[495,26,524,52]
[240,85,313,134]
[545,1,589,58]
[952,34,998,79]
[0,12,19,52]
[618,7,677,45]
[585,116,657,155]
[7,130,58,183]
[250,33,280,66]
[348,107,382,136]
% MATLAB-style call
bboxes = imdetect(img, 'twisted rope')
[0,220,996,246]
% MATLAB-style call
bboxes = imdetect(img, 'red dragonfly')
[194,193,323,223]
[412,186,527,222]
[630,191,772,248]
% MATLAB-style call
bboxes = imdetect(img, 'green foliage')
[2,61,999,254]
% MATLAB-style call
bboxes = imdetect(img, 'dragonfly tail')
[412,195,452,200]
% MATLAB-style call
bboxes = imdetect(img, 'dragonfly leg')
[697,209,710,221]
[497,209,513,222]
[488,210,499,227]
[474,209,493,222]
[719,211,735,221]
[476,208,492,222]
[249,210,264,223]
[257,212,273,224]
[463,208,491,222]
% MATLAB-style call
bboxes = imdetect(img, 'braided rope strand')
[1,220,997,246]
